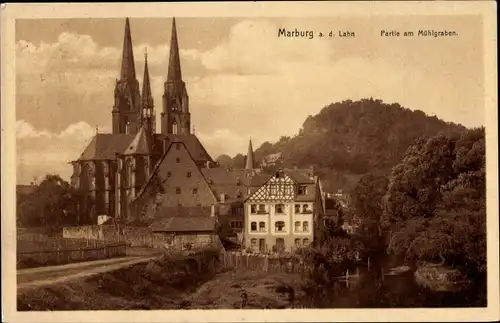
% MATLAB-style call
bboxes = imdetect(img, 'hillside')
[219,98,466,193]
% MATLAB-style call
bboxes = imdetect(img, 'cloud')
[16,32,200,133]
[189,19,471,140]
[197,128,256,158]
[16,120,98,184]
[15,19,483,183]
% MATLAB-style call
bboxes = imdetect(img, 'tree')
[17,174,93,229]
[216,154,233,168]
[232,153,246,168]
[383,128,486,275]
[352,173,389,258]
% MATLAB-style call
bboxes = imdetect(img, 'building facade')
[244,169,325,253]
[69,17,326,250]
[70,17,214,222]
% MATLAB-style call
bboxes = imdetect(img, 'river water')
[302,264,486,308]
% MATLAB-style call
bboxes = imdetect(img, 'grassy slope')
[17,263,303,310]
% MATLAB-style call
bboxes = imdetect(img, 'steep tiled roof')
[150,206,216,232]
[158,134,213,163]
[283,168,315,184]
[78,134,135,160]
[124,127,150,155]
[202,168,269,203]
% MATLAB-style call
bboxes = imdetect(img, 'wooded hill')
[217,98,466,193]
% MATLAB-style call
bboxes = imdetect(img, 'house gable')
[138,141,217,210]
[245,170,296,202]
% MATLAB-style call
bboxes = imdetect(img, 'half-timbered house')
[244,168,325,253]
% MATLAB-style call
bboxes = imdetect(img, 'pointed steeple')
[120,17,136,80]
[245,138,255,170]
[167,17,183,82]
[141,49,155,136]
[142,49,153,106]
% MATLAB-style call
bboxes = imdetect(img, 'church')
[70,18,326,252]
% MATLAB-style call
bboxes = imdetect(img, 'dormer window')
[237,190,242,198]
[176,157,180,163]
[187,171,192,178]
[236,177,241,186]
[297,186,307,195]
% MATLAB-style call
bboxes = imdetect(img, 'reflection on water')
[301,264,486,308]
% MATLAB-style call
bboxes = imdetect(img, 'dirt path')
[17,256,157,291]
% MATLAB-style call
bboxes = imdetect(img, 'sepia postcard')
[1,1,499,322]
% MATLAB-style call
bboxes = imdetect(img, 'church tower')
[141,50,155,139]
[161,18,191,135]
[112,18,142,135]
[245,138,255,170]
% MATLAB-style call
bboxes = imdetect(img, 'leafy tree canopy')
[17,174,94,229]
[227,98,464,193]
[383,128,486,275]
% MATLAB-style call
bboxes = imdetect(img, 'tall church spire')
[141,49,155,137]
[161,17,191,136]
[120,17,136,81]
[167,17,182,82]
[142,49,153,105]
[112,18,141,135]
[245,138,255,170]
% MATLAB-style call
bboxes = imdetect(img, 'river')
[300,263,486,308]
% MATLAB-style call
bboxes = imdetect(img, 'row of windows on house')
[165,168,244,187]
[166,170,192,178]
[250,238,310,250]
[249,221,309,233]
[250,204,312,214]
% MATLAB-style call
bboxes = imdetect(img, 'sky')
[16,15,485,184]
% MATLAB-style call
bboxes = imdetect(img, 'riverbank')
[17,261,304,310]
[17,257,486,310]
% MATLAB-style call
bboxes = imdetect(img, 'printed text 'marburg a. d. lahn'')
[278,28,355,39]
